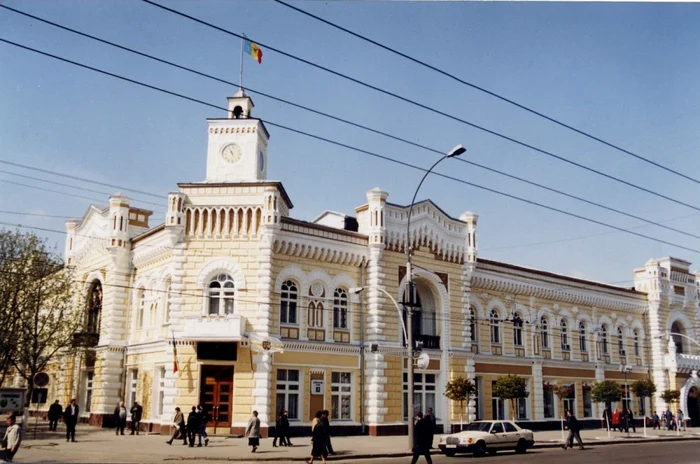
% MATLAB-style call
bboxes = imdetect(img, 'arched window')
[513,315,523,347]
[308,283,325,328]
[579,322,587,353]
[540,317,549,349]
[280,280,298,324]
[601,325,609,354]
[561,319,569,350]
[490,309,501,344]
[136,287,146,329]
[617,327,625,355]
[469,306,478,343]
[163,279,171,325]
[208,274,235,316]
[633,330,640,357]
[333,288,348,330]
[86,281,102,334]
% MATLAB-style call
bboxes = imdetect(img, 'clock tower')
[205,89,269,183]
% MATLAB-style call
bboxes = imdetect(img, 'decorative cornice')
[273,233,367,267]
[282,341,361,354]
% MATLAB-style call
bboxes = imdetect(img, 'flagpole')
[239,35,244,92]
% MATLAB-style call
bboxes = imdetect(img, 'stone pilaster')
[92,346,124,417]
[532,362,543,420]
[466,356,477,421]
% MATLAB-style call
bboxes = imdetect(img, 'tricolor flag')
[244,36,263,64]
[172,332,179,374]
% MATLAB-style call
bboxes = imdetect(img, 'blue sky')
[1,0,699,285]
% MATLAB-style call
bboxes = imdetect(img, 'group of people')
[47,398,80,442]
[651,409,688,431]
[603,407,637,433]
[113,401,143,435]
[167,405,210,447]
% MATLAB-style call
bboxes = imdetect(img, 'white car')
[438,420,535,457]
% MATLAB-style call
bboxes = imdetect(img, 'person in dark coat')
[63,398,79,442]
[245,411,261,453]
[562,410,584,450]
[186,406,199,447]
[410,411,433,464]
[114,401,127,435]
[321,410,334,455]
[307,411,327,464]
[652,411,660,430]
[627,408,636,433]
[130,401,143,435]
[424,407,436,449]
[48,400,62,432]
[282,409,292,446]
[197,404,209,447]
[273,409,287,447]
[620,408,629,433]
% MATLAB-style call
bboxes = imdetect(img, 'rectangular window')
[276,369,300,420]
[129,369,138,406]
[583,388,592,418]
[638,395,645,416]
[513,321,523,347]
[563,385,576,415]
[517,396,528,420]
[85,371,94,413]
[622,384,631,411]
[543,386,554,419]
[331,372,352,421]
[491,381,505,420]
[473,377,482,421]
[403,373,436,420]
[158,367,166,416]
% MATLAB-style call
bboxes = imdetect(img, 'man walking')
[424,407,436,449]
[114,401,127,435]
[186,406,199,447]
[627,408,636,433]
[562,410,584,450]
[130,401,142,435]
[652,411,660,430]
[410,412,433,464]
[282,410,292,446]
[166,407,187,445]
[63,399,79,443]
[48,400,62,432]
[197,405,209,447]
[0,415,21,462]
[665,409,673,430]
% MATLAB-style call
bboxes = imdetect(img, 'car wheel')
[515,438,528,454]
[444,450,456,457]
[473,441,486,457]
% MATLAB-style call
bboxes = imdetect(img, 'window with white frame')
[543,384,554,418]
[490,309,501,344]
[540,317,549,349]
[208,274,235,315]
[633,330,640,357]
[308,283,325,328]
[137,288,145,329]
[491,381,505,420]
[276,369,300,420]
[617,327,625,355]
[280,280,298,325]
[601,325,609,354]
[563,384,576,414]
[333,288,348,330]
[85,370,94,413]
[561,319,570,351]
[583,387,592,417]
[579,322,587,352]
[128,369,138,406]
[517,396,528,419]
[403,373,436,419]
[469,307,478,343]
[149,301,158,327]
[157,367,166,416]
[513,315,524,347]
[163,280,171,325]
[331,372,352,420]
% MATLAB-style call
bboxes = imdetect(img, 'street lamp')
[350,286,408,344]
[405,144,466,449]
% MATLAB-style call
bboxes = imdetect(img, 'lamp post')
[405,144,466,449]
[350,286,408,345]
[619,363,632,438]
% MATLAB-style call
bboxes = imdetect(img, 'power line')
[3,37,700,256]
[2,5,698,242]
[139,0,700,213]
[0,179,105,203]
[273,0,700,186]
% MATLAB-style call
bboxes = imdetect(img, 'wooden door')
[200,366,234,430]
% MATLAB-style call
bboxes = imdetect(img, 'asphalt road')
[358,441,700,464]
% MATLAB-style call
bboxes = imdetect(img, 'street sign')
[0,388,25,414]
[33,372,49,388]
[31,388,48,405]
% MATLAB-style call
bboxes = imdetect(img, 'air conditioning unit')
[619,349,626,356]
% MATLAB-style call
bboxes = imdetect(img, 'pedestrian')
[562,410,584,450]
[63,398,79,443]
[627,408,636,433]
[0,414,21,462]
[652,411,660,430]
[307,411,327,464]
[273,408,287,447]
[665,409,673,430]
[612,408,621,432]
[187,406,199,447]
[282,409,293,446]
[166,407,187,445]
[114,401,127,435]
[48,400,62,432]
[677,410,685,431]
[410,411,433,464]
[197,405,209,447]
[245,410,261,453]
[321,410,334,455]
[130,401,142,435]
[620,408,629,433]
[424,407,436,449]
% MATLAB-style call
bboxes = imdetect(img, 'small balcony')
[181,314,245,341]
[72,332,99,348]
[415,334,440,350]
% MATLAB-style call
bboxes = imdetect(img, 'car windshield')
[463,422,493,432]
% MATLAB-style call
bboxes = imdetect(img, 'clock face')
[221,143,242,163]
[258,150,265,171]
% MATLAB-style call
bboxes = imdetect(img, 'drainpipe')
[359,258,366,435]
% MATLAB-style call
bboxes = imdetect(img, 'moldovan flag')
[244,37,263,64]
[172,333,179,374]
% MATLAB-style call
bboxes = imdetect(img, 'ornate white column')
[532,362,543,420]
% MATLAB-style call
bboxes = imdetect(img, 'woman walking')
[273,409,287,447]
[245,411,261,453]
[307,411,328,464]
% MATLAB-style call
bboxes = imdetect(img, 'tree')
[631,379,657,416]
[444,376,476,429]
[660,389,681,407]
[0,230,81,405]
[492,375,529,420]
[591,380,622,405]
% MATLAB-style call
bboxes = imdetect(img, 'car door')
[489,422,508,448]
[503,421,520,447]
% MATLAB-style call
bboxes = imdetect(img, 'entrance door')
[200,366,234,430]
[689,387,700,427]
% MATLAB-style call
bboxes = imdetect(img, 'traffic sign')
[33,372,49,388]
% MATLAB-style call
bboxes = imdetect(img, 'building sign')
[311,380,324,395]
[0,388,25,414]
[196,342,238,361]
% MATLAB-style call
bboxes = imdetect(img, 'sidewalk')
[13,422,700,463]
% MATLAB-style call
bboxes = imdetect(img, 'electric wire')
[2,5,698,241]
[273,0,700,186]
[0,179,105,203]
[139,0,700,213]
[2,37,700,256]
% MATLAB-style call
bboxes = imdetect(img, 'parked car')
[438,420,535,457]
